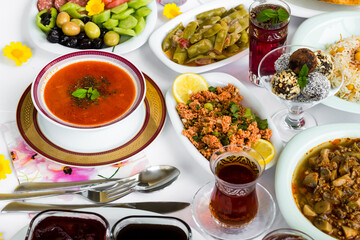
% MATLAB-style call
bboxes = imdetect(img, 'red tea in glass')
[248,0,290,85]
[209,145,265,228]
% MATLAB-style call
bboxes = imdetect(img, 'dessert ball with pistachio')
[301,72,330,101]
[314,50,334,78]
[271,69,301,100]
[289,48,318,74]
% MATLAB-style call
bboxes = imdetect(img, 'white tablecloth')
[1,1,360,239]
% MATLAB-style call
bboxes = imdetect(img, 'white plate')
[10,208,207,240]
[275,123,360,240]
[27,0,157,55]
[166,72,283,174]
[291,11,360,114]
[148,0,250,74]
[284,0,360,18]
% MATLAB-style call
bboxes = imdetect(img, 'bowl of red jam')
[111,215,192,240]
[25,209,110,240]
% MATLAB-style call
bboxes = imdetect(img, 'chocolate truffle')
[271,69,301,100]
[301,72,330,101]
[275,53,290,72]
[289,48,318,74]
[314,50,334,78]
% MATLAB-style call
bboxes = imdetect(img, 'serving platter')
[27,0,157,55]
[291,11,360,114]
[166,72,283,174]
[16,73,166,167]
[148,0,250,74]
[275,123,360,240]
[10,208,207,240]
[284,0,360,18]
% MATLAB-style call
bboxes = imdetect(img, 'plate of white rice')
[291,11,360,114]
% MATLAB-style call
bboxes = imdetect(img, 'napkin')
[1,122,150,184]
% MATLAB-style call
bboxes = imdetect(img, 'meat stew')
[293,138,360,239]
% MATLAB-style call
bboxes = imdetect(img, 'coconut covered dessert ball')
[314,50,334,78]
[275,53,290,72]
[301,72,330,101]
[271,69,301,100]
[289,48,318,74]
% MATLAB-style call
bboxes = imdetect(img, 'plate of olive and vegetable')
[29,0,157,54]
[148,0,250,73]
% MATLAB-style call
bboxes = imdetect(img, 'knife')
[2,201,190,214]
[13,178,129,192]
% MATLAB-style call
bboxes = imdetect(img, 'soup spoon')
[0,165,180,201]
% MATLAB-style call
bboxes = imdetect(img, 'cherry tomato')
[105,0,130,9]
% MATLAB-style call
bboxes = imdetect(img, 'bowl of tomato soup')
[31,51,146,130]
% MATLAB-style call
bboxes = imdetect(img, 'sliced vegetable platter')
[28,0,157,54]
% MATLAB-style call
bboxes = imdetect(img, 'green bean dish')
[162,5,249,66]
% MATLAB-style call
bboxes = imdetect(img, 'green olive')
[71,19,85,32]
[104,31,120,47]
[56,11,70,28]
[62,22,81,36]
[84,22,101,39]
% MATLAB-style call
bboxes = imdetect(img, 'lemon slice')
[173,73,208,103]
[251,139,275,165]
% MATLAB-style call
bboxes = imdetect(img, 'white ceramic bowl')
[31,51,146,130]
[166,72,283,174]
[275,123,360,240]
[148,0,250,74]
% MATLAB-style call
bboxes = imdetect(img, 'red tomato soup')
[44,61,136,126]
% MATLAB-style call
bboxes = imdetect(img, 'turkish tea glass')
[258,45,344,142]
[209,145,265,229]
[248,0,291,86]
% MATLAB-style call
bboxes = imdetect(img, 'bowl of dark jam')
[111,215,192,240]
[25,209,110,240]
[263,228,314,240]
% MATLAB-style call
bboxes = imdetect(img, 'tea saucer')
[16,73,166,167]
[191,181,276,240]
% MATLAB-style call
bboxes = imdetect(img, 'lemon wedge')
[173,73,208,103]
[251,139,275,165]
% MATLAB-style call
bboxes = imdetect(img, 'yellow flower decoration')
[0,232,3,240]
[86,0,105,16]
[3,42,32,66]
[163,3,182,19]
[0,154,12,180]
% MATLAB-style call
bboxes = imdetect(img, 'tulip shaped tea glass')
[258,45,343,142]
[263,228,314,240]
[192,145,276,240]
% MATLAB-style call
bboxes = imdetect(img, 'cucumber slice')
[92,10,111,24]
[114,27,136,37]
[118,15,138,29]
[134,16,145,35]
[103,19,119,30]
[111,2,128,14]
[111,8,135,20]
[128,0,153,9]
[135,7,151,17]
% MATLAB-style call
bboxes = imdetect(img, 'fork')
[0,178,139,203]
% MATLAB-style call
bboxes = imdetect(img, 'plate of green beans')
[149,0,250,73]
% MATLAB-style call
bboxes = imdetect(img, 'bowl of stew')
[275,123,360,240]
[31,51,146,130]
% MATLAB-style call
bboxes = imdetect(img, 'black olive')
[82,16,91,24]
[92,38,103,49]
[78,39,93,49]
[59,35,70,46]
[65,37,78,48]
[46,28,60,43]
[40,12,52,26]
[100,28,107,39]
[77,32,87,41]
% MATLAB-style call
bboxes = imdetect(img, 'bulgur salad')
[176,84,272,159]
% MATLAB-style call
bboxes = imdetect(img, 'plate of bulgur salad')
[291,11,360,114]
[166,72,283,173]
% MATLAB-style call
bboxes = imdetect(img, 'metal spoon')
[0,165,180,201]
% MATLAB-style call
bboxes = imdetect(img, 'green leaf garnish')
[278,8,290,22]
[256,8,289,24]
[208,86,217,93]
[230,102,240,114]
[72,89,87,99]
[72,88,100,100]
[298,64,309,88]
[244,108,252,119]
[255,116,269,130]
